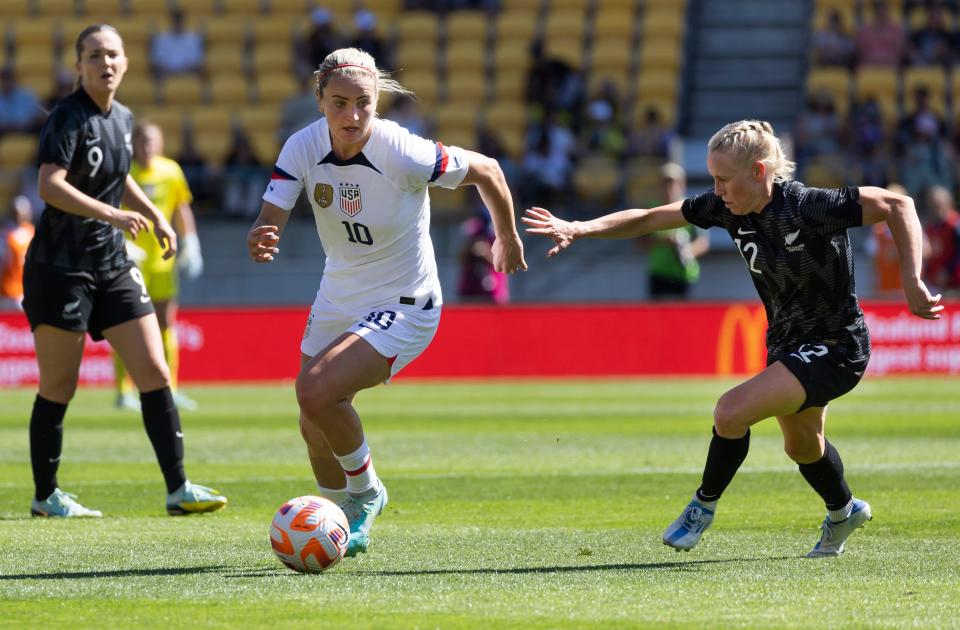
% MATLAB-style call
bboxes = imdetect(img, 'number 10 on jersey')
[341,221,373,246]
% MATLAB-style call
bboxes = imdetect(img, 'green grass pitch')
[0,377,958,628]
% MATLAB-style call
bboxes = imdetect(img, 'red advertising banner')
[1,301,956,386]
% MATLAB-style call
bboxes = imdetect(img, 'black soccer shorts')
[22,261,155,341]
[768,333,871,412]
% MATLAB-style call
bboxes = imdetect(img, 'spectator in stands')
[811,9,856,68]
[386,94,429,137]
[897,87,954,193]
[113,121,204,413]
[583,81,627,159]
[279,74,323,144]
[150,8,206,79]
[349,10,391,70]
[222,124,265,218]
[855,0,906,67]
[0,195,34,310]
[907,3,955,66]
[45,69,77,111]
[923,184,960,293]
[457,208,509,304]
[641,162,709,300]
[794,91,843,169]
[628,106,672,159]
[525,39,585,130]
[246,47,526,556]
[897,85,945,153]
[0,67,44,135]
[525,118,942,559]
[521,113,575,208]
[847,97,890,186]
[302,8,344,73]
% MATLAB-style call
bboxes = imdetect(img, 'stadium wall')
[1,302,958,387]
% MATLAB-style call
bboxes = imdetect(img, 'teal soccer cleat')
[662,497,715,551]
[166,481,228,516]
[31,488,102,518]
[807,498,872,558]
[340,483,388,557]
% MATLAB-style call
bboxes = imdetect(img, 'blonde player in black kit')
[21,25,226,518]
[524,120,943,557]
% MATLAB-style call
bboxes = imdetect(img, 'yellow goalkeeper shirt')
[125,156,192,273]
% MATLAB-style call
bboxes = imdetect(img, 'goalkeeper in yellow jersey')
[115,121,203,411]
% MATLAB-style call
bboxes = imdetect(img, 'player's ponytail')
[73,24,124,90]
[708,119,796,183]
[315,48,414,100]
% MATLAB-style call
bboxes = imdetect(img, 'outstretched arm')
[522,200,689,258]
[458,151,527,274]
[859,186,943,319]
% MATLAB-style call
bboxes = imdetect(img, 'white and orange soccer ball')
[270,496,350,573]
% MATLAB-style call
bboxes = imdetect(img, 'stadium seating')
[0,0,690,216]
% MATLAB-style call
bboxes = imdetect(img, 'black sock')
[696,427,750,502]
[29,395,67,501]
[141,387,187,494]
[797,440,852,511]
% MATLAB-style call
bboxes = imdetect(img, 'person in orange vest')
[0,195,35,310]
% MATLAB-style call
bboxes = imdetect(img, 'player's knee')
[295,373,336,418]
[298,415,318,444]
[783,437,823,464]
[39,376,79,403]
[713,394,747,438]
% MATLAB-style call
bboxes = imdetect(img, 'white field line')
[0,461,957,489]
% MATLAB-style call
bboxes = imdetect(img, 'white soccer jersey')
[262,117,469,312]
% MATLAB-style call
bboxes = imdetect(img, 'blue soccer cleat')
[31,488,102,518]
[339,483,388,557]
[807,498,872,558]
[662,497,715,551]
[166,481,228,516]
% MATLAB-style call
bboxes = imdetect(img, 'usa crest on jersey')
[339,184,362,216]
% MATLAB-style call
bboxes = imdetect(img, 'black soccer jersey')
[682,181,869,357]
[27,88,133,271]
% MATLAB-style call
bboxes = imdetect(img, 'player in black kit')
[22,24,226,518]
[523,120,943,557]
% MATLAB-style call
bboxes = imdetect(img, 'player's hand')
[109,209,151,239]
[522,207,579,258]
[492,232,527,274]
[904,279,944,320]
[248,224,280,263]
[154,218,178,260]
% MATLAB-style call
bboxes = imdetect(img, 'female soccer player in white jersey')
[246,48,527,556]
[524,120,943,557]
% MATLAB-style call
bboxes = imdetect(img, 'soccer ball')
[270,496,350,573]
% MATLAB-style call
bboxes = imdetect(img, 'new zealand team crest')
[338,183,362,217]
[314,183,333,208]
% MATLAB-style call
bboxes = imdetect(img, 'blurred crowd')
[801,0,960,295]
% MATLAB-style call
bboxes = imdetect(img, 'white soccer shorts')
[300,291,441,378]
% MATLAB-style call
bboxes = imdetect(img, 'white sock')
[335,439,380,496]
[315,484,349,506]
[828,499,853,523]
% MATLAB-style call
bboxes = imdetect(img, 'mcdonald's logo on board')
[716,305,768,375]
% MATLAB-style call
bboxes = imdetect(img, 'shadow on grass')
[353,556,797,577]
[0,566,231,580]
